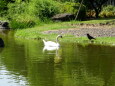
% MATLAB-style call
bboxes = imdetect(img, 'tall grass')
[7,0,60,29]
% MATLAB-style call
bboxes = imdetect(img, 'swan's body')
[43,40,60,47]
[43,35,62,47]
[43,46,59,51]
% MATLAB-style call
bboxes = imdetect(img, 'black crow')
[86,33,96,40]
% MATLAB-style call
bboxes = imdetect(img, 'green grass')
[14,22,75,39]
[71,17,115,24]
[14,18,115,46]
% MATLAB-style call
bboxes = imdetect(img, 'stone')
[0,38,4,47]
[0,21,10,29]
[51,13,75,21]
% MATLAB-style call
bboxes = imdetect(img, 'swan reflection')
[0,29,10,36]
[54,49,62,64]
[43,46,59,52]
[43,46,62,63]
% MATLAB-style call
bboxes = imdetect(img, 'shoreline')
[14,21,115,46]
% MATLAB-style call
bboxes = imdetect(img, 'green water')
[0,31,115,86]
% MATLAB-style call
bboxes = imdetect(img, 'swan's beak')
[60,36,63,38]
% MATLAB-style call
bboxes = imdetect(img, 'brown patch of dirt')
[43,24,115,37]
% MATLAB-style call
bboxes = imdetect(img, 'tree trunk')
[95,10,99,18]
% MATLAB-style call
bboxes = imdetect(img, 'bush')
[86,10,96,18]
[0,0,8,16]
[99,5,115,18]
[7,2,38,29]
[7,0,60,29]
[7,2,26,16]
[57,2,86,20]
[29,0,60,19]
[9,14,37,29]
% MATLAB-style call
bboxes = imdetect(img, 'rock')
[0,38,4,47]
[106,22,110,25]
[80,23,84,26]
[99,23,105,26]
[0,21,10,29]
[51,13,75,21]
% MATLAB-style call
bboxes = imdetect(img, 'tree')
[0,0,15,16]
[88,0,109,18]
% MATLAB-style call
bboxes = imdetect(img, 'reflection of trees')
[27,62,55,86]
[54,48,62,64]
[0,39,27,76]
[84,45,115,86]
[26,45,63,86]
[59,44,115,86]
[1,38,115,86]
[0,29,10,36]
[0,38,28,86]
[70,44,115,86]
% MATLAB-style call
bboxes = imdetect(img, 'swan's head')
[57,35,63,38]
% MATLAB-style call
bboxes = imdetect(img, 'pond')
[0,31,115,86]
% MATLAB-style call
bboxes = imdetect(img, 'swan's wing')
[44,41,59,47]
[43,46,59,51]
[45,41,56,46]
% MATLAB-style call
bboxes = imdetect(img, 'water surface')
[0,32,115,86]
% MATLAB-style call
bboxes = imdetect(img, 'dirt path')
[43,25,115,37]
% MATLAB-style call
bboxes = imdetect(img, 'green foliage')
[6,0,60,29]
[103,5,115,11]
[99,5,115,18]
[7,2,40,29]
[0,0,15,16]
[0,0,7,16]
[28,0,60,19]
[28,0,60,22]
[58,2,77,14]
[7,2,26,16]
[9,15,37,29]
[57,2,86,20]
[54,0,77,2]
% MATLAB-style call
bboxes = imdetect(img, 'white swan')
[42,46,59,53]
[43,35,62,47]
[43,46,59,51]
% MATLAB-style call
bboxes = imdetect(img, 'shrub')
[99,5,115,18]
[7,2,26,16]
[7,2,40,29]
[86,10,96,18]
[7,0,60,29]
[9,14,37,29]
[0,0,8,16]
[28,0,60,19]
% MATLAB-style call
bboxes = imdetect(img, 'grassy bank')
[14,18,115,46]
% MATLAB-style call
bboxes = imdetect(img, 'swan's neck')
[56,36,59,43]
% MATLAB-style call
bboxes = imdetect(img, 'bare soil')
[43,24,115,37]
